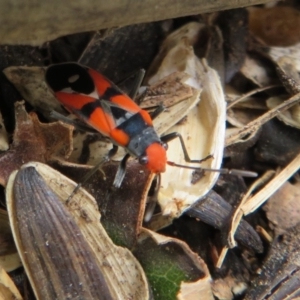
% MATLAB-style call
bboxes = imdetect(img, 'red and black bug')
[45,63,170,186]
[45,63,257,191]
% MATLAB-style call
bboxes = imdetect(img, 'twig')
[216,171,275,267]
[226,92,300,146]
[242,152,300,215]
[228,170,275,248]
[226,84,281,110]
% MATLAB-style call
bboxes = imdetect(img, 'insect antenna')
[167,161,258,177]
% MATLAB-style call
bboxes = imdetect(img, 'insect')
[46,63,256,192]
[45,63,172,186]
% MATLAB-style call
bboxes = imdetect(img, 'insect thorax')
[126,126,161,158]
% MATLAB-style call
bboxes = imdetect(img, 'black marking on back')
[46,63,95,94]
[118,113,148,140]
[80,101,101,118]
[110,106,128,120]
[102,86,122,100]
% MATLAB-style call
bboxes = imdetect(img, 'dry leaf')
[268,42,300,73]
[135,228,213,300]
[240,55,273,87]
[212,276,247,300]
[266,96,300,129]
[0,102,73,186]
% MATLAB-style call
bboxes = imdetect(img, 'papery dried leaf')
[266,96,300,129]
[135,229,213,300]
[160,66,225,216]
[268,42,300,73]
[227,108,263,128]
[0,102,46,186]
[178,279,214,300]
[276,56,300,95]
[30,113,73,159]
[7,162,149,300]
[145,22,205,84]
[212,274,247,300]
[240,55,274,87]
[0,102,73,186]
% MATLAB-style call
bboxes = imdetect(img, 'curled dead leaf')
[136,228,213,300]
[0,102,73,186]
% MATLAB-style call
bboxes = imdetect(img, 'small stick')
[226,84,281,110]
[226,92,300,146]
[216,171,275,267]
[216,246,229,269]
[256,225,273,243]
[228,170,275,248]
[242,152,300,215]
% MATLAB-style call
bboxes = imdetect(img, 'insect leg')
[144,174,161,222]
[117,69,145,100]
[49,111,97,133]
[67,144,119,202]
[112,153,131,188]
[161,132,212,163]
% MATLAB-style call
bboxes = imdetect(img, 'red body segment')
[89,68,142,115]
